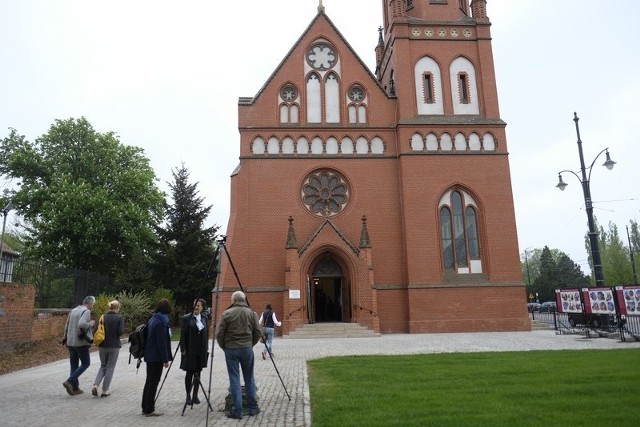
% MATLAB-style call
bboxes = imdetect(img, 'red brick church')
[219,0,530,334]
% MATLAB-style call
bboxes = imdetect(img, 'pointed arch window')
[415,57,444,114]
[347,84,368,124]
[440,189,482,273]
[279,84,300,124]
[449,57,479,114]
[325,72,340,123]
[306,73,322,123]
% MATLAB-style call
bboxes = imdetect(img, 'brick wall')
[0,283,35,353]
[0,283,69,353]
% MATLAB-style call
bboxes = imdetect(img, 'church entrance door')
[309,255,351,323]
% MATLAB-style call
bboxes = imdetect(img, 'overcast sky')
[1,0,639,276]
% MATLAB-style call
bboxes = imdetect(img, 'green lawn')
[308,349,639,427]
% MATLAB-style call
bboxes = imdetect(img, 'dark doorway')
[309,255,350,323]
[313,277,342,322]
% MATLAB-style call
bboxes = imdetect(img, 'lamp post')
[0,201,14,280]
[556,113,616,287]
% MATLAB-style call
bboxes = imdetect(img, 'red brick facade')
[218,1,530,334]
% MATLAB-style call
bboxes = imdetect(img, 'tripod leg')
[198,380,215,411]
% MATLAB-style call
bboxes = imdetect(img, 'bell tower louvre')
[219,0,530,334]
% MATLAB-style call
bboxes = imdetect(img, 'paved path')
[1,330,638,427]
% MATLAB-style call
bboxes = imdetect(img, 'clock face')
[425,28,434,37]
[281,85,298,101]
[348,86,365,102]
[463,28,472,38]
[412,28,421,37]
[306,43,337,70]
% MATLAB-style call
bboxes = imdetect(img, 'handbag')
[93,315,106,346]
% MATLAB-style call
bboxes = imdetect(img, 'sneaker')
[62,381,74,396]
[144,412,163,417]
[73,388,84,395]
[91,386,98,397]
[100,391,110,397]
[249,408,261,416]
[192,396,200,404]
[226,412,242,420]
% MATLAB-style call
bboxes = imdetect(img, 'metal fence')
[2,257,121,308]
[531,310,640,340]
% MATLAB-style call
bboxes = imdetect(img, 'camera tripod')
[154,235,290,427]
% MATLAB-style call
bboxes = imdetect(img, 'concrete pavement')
[1,330,638,427]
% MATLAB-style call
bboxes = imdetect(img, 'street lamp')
[555,113,615,287]
[0,201,15,273]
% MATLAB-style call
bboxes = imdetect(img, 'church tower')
[219,1,529,334]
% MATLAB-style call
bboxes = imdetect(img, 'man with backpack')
[141,299,173,417]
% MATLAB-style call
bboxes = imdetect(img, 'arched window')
[279,84,300,124]
[347,84,368,124]
[449,57,479,114]
[414,57,444,114]
[440,189,482,273]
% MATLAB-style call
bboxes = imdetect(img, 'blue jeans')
[224,347,259,416]
[262,327,275,354]
[67,346,91,389]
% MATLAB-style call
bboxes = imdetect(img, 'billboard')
[556,289,582,313]
[615,286,640,316]
[582,287,616,315]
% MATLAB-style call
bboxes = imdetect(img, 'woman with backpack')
[259,303,281,360]
[179,298,210,405]
[92,300,125,397]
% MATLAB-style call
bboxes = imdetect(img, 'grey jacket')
[216,302,261,349]
[64,304,95,347]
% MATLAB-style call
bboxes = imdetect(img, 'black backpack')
[128,323,147,372]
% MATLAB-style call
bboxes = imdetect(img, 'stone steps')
[285,322,380,339]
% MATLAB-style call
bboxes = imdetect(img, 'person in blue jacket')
[141,299,173,417]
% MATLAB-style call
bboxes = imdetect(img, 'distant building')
[0,242,20,283]
[220,1,529,333]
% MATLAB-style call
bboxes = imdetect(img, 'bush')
[116,290,152,333]
[93,293,116,319]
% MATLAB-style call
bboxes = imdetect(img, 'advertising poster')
[582,287,616,315]
[616,286,640,316]
[556,289,582,313]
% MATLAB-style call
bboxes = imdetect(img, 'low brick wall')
[31,309,70,342]
[0,283,70,354]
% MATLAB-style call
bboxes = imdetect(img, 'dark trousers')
[141,362,163,414]
[67,346,91,389]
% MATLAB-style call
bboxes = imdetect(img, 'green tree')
[0,117,165,276]
[627,220,640,284]
[598,221,633,285]
[154,164,218,309]
[525,246,589,302]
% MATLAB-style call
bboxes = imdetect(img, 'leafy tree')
[525,246,590,302]
[0,117,165,277]
[627,220,640,284]
[154,164,218,309]
[598,221,634,285]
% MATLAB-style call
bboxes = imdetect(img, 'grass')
[308,349,640,427]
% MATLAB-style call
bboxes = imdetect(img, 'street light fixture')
[555,113,615,287]
[0,201,15,274]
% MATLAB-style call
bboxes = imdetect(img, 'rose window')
[301,170,349,217]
